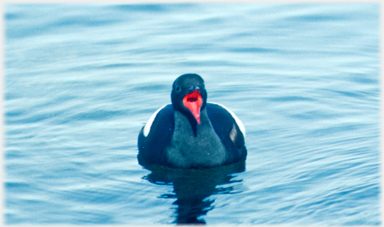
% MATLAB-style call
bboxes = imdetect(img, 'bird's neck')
[174,108,210,136]
[167,108,227,168]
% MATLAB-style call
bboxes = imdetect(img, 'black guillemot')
[138,73,247,168]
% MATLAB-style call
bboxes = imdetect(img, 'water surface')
[4,3,380,225]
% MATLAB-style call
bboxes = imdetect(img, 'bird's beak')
[183,89,202,124]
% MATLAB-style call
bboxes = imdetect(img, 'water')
[4,3,380,225]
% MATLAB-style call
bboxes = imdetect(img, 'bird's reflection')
[139,157,246,224]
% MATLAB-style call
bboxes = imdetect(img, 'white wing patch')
[143,104,168,137]
[210,102,246,138]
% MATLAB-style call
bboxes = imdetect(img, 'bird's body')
[138,74,247,169]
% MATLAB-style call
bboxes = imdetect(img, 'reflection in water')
[139,157,246,224]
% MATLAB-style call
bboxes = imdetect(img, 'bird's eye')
[176,86,181,92]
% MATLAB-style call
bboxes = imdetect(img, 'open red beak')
[183,89,203,124]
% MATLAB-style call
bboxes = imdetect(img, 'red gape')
[183,89,202,124]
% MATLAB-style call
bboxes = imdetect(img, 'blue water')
[4,3,380,225]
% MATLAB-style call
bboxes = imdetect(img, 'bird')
[138,73,247,169]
